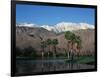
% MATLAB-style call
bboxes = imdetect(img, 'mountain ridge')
[16,26,95,55]
[16,22,94,33]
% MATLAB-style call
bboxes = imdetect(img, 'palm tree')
[65,31,81,59]
[65,31,82,63]
[67,41,71,59]
[41,41,47,58]
[75,36,82,58]
[65,31,75,60]
[70,33,76,61]
[71,35,82,69]
[70,34,82,60]
[46,39,52,57]
[65,31,71,59]
[52,39,58,58]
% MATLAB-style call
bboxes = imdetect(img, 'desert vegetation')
[16,30,95,65]
[16,26,95,76]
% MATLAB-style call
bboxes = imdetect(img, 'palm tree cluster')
[40,38,58,58]
[65,31,82,60]
[40,31,82,60]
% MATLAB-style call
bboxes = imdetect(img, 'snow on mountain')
[51,22,94,33]
[41,25,53,31]
[79,23,94,29]
[16,23,36,27]
[16,22,94,33]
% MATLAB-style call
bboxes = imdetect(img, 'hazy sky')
[16,4,95,26]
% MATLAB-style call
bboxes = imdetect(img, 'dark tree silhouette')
[46,39,52,57]
[65,31,82,61]
[52,39,59,58]
[41,41,47,58]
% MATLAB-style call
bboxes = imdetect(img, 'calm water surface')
[16,59,94,75]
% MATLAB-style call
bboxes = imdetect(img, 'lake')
[16,59,95,75]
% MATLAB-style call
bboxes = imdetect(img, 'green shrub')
[16,47,23,57]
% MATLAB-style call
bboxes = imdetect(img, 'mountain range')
[16,22,94,33]
[16,22,95,55]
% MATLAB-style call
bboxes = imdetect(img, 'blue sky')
[16,4,95,26]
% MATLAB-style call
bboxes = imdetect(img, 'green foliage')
[44,52,53,57]
[16,47,23,57]
[52,39,58,45]
[41,41,47,48]
[64,31,82,61]
[16,47,37,58]
[65,31,82,48]
[44,52,48,57]
[65,31,76,43]
[56,53,65,57]
[40,38,59,58]
[76,55,95,64]
[46,39,52,52]
[31,49,37,58]
[75,36,82,48]
[65,31,74,40]
[49,52,53,57]
[46,39,52,45]
[23,47,34,57]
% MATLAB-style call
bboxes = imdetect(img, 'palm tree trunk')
[42,52,44,59]
[67,43,70,59]
[42,47,44,58]
[54,45,56,58]
[77,49,80,59]
[48,52,49,58]
[48,45,50,58]
[71,42,74,61]
[68,51,70,59]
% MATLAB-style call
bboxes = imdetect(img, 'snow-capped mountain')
[16,23,37,27]
[51,22,94,33]
[16,22,94,33]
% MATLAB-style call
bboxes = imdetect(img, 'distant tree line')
[40,38,58,58]
[16,47,37,59]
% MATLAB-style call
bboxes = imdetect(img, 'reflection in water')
[16,59,94,75]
